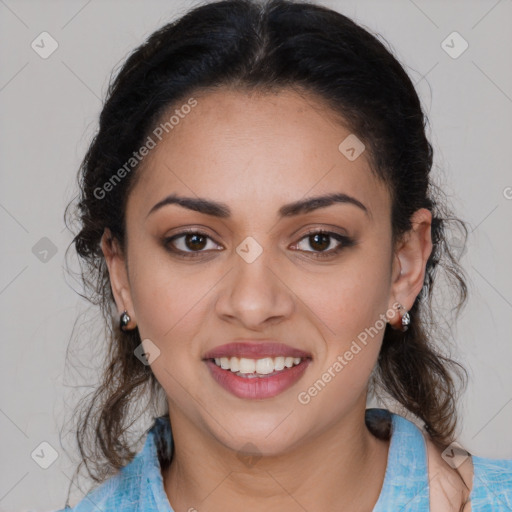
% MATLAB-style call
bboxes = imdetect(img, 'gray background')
[1,0,511,510]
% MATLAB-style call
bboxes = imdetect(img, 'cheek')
[296,269,389,417]
[127,248,206,345]
[127,255,212,410]
[308,252,391,343]
[296,243,391,405]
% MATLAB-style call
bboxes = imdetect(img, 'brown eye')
[184,233,207,251]
[294,230,355,258]
[307,232,331,252]
[164,230,222,257]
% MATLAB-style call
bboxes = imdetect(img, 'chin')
[207,414,303,457]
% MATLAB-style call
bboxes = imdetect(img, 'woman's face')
[109,87,402,454]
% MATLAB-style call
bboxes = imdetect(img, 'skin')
[101,87,441,511]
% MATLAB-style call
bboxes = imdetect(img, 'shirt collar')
[137,414,174,511]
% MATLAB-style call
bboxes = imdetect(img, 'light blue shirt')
[55,409,512,511]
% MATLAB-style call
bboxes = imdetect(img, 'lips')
[202,341,312,360]
[205,358,310,399]
[202,340,312,399]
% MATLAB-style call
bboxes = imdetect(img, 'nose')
[214,247,295,330]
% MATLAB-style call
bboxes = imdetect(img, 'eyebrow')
[146,192,370,219]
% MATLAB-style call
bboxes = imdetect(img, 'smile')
[213,356,304,376]
[205,356,311,399]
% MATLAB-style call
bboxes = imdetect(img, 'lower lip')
[204,359,311,399]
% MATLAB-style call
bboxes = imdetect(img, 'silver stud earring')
[397,303,410,331]
[120,310,131,331]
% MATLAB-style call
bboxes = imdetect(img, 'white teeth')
[274,356,285,371]
[255,357,274,375]
[212,356,305,374]
[229,356,240,372]
[239,358,256,373]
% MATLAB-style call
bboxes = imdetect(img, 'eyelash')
[163,228,355,260]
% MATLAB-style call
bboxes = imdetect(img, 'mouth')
[202,341,312,399]
[210,355,306,377]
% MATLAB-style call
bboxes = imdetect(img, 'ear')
[100,227,136,326]
[388,208,433,320]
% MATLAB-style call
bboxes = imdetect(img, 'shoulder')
[57,454,146,511]
[56,419,168,512]
[470,454,512,510]
[425,433,512,511]
[379,409,512,511]
[424,436,473,511]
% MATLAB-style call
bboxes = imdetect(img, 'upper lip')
[203,341,312,360]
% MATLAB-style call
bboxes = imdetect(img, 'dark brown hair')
[63,0,469,502]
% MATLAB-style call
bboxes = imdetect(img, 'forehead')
[127,87,390,223]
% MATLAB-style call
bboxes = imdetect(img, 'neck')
[162,406,389,512]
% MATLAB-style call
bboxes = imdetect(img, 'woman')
[58,0,512,510]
